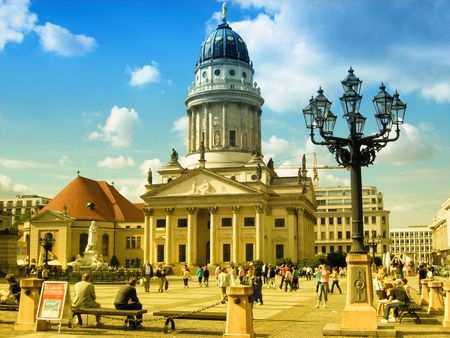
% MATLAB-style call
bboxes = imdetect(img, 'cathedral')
[140,9,317,267]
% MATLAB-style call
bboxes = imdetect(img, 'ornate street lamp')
[302,67,406,329]
[365,230,382,270]
[39,232,55,266]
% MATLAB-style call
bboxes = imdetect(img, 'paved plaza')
[1,275,450,337]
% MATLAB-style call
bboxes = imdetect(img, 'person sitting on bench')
[114,277,143,328]
[381,279,410,323]
[0,274,21,304]
[73,273,101,326]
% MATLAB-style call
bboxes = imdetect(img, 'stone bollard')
[420,279,430,306]
[428,281,444,313]
[14,278,49,331]
[443,282,450,327]
[224,285,255,338]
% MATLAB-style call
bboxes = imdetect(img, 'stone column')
[420,279,430,306]
[164,208,174,265]
[443,282,450,327]
[254,205,264,260]
[187,207,197,266]
[224,285,255,338]
[209,207,218,265]
[428,281,444,313]
[232,206,240,263]
[143,208,153,263]
[286,208,296,262]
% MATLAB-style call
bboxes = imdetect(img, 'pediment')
[143,169,260,198]
[32,210,73,223]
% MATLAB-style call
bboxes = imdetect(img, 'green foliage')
[252,259,264,270]
[327,251,347,268]
[275,257,293,266]
[132,258,141,268]
[302,255,328,268]
[109,255,119,267]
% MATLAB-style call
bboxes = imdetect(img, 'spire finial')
[222,0,227,23]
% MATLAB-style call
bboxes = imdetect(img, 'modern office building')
[314,186,390,257]
[389,225,433,264]
[430,197,450,266]
[0,195,50,225]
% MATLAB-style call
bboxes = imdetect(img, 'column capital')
[143,208,153,216]
[265,207,272,216]
[187,207,197,215]
[286,207,298,215]
[254,205,265,214]
[231,206,240,213]
[164,208,174,215]
[208,206,218,214]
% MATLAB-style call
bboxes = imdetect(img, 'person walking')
[229,264,238,286]
[182,266,191,288]
[217,267,230,302]
[196,265,203,287]
[202,265,210,287]
[72,273,101,326]
[114,277,144,328]
[141,261,154,292]
[284,267,293,292]
[156,265,167,293]
[315,265,330,308]
[417,264,427,295]
[330,268,342,294]
[267,265,276,289]
[292,266,300,291]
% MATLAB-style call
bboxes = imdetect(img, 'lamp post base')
[341,253,377,330]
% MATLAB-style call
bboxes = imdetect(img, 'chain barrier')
[92,299,225,324]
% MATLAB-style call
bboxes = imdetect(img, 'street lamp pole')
[302,68,406,330]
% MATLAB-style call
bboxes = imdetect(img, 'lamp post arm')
[309,129,337,146]
[360,125,401,144]
[318,128,350,145]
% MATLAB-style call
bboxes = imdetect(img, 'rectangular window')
[221,217,232,227]
[126,236,131,249]
[315,246,318,254]
[244,217,255,227]
[330,246,335,253]
[245,243,254,261]
[179,244,186,262]
[346,231,351,239]
[382,216,386,224]
[136,236,141,249]
[346,217,351,225]
[346,245,351,252]
[364,216,369,224]
[131,236,136,248]
[229,130,236,146]
[321,246,326,254]
[364,230,369,237]
[338,245,343,252]
[178,218,188,228]
[329,217,334,225]
[125,259,131,268]
[371,216,376,224]
[223,244,231,262]
[126,236,141,249]
[337,217,342,225]
[274,218,285,227]
[329,232,334,240]
[320,218,326,225]
[314,232,318,240]
[156,219,166,228]
[338,231,342,240]
[275,244,284,259]
[321,231,326,240]
[157,245,164,262]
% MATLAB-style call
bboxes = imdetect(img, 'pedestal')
[224,286,255,338]
[443,282,450,327]
[14,278,49,331]
[420,279,430,306]
[341,253,377,330]
[428,281,444,313]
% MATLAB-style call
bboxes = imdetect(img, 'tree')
[327,251,347,268]
[109,255,119,267]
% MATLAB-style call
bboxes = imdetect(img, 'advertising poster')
[36,281,67,321]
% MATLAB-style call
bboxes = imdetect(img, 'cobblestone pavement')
[1,275,449,337]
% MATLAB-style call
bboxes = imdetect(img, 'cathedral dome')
[199,22,250,65]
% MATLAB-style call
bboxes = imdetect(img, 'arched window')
[102,234,109,257]
[79,233,88,255]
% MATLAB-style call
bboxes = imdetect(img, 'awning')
[47,260,62,266]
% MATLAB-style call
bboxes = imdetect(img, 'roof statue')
[147,168,153,185]
[267,158,274,170]
[222,0,227,23]
[256,164,262,181]
[199,140,205,161]
[171,148,179,162]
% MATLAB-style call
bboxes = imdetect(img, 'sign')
[36,281,71,321]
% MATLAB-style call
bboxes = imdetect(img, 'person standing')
[229,264,238,286]
[73,273,101,325]
[417,264,427,295]
[114,278,144,328]
[141,261,154,292]
[217,267,230,302]
[267,265,276,289]
[330,268,342,294]
[182,266,191,288]
[156,265,167,293]
[202,265,210,287]
[284,267,293,292]
[315,265,330,308]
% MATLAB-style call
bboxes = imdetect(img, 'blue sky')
[0,0,449,228]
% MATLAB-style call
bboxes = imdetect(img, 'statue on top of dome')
[222,1,227,23]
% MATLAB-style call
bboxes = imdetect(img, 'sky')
[0,0,449,228]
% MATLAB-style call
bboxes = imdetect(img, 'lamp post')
[39,232,55,266]
[302,67,406,330]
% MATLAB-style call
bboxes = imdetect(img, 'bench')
[72,307,147,329]
[153,311,226,334]
[398,301,422,324]
[0,303,19,311]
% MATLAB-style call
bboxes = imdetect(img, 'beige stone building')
[314,186,390,257]
[141,17,316,267]
[389,226,432,264]
[0,209,17,274]
[430,197,450,265]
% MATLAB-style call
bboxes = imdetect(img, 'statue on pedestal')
[85,221,98,252]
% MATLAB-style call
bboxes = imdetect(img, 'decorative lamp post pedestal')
[14,278,49,331]
[342,253,377,329]
[224,286,255,338]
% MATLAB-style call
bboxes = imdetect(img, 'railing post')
[420,279,430,306]
[443,282,450,327]
[224,285,255,338]
[428,281,444,313]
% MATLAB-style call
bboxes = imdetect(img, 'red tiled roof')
[40,176,144,222]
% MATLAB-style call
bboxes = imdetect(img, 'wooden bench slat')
[73,307,147,316]
[0,304,19,311]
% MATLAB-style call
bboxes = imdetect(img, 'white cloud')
[0,174,30,196]
[377,123,439,165]
[88,106,140,148]
[139,159,163,177]
[97,155,136,169]
[171,116,188,146]
[0,157,43,169]
[0,0,37,51]
[58,155,71,166]
[35,22,96,56]
[421,82,450,103]
[129,61,160,87]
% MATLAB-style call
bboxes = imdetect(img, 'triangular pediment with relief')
[32,210,74,223]
[143,169,261,198]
